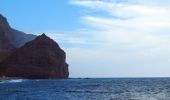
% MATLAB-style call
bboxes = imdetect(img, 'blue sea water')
[0,78,170,100]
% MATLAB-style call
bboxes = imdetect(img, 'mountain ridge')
[0,14,36,62]
[0,14,36,48]
[0,14,69,79]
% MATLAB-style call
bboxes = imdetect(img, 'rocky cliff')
[0,34,69,79]
[0,14,36,48]
[0,14,69,79]
[0,14,36,62]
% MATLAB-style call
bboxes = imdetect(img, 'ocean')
[0,78,170,100]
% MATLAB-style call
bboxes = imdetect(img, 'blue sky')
[0,0,82,32]
[1,0,170,78]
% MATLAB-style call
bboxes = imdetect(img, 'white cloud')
[70,0,168,17]
[67,0,170,77]
[70,0,170,47]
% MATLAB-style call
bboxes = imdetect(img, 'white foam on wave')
[7,79,24,83]
[0,79,25,83]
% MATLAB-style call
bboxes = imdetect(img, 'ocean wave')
[0,79,25,83]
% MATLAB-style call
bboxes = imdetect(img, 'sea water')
[0,78,170,100]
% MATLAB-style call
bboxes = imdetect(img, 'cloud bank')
[54,0,170,77]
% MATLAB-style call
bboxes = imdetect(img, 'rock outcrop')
[0,14,36,48]
[0,34,69,79]
[0,32,14,62]
[0,14,69,79]
[0,15,15,61]
[0,14,36,61]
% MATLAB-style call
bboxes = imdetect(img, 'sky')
[0,0,170,78]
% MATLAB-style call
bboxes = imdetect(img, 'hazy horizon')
[1,0,170,78]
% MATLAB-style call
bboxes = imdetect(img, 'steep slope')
[0,14,36,48]
[0,14,36,62]
[0,34,69,79]
[0,14,14,50]
[0,32,14,62]
[0,15,15,61]
[0,30,14,50]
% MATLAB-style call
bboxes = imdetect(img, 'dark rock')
[0,14,69,79]
[0,14,36,62]
[0,14,14,50]
[0,34,69,79]
[0,14,10,30]
[0,14,36,48]
[0,14,15,62]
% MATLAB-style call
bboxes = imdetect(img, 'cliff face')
[0,14,36,62]
[0,14,69,79]
[0,15,15,61]
[0,34,69,79]
[0,15,14,50]
[0,14,36,48]
[0,32,14,62]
